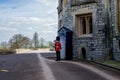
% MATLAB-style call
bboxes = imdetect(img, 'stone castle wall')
[58,0,120,61]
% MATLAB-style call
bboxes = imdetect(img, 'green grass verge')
[102,60,120,68]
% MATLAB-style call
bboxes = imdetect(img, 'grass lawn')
[101,60,120,69]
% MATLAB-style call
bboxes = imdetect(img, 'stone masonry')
[57,0,120,61]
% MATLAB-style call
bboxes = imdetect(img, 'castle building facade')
[57,0,120,61]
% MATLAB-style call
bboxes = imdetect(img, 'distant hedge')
[0,49,16,55]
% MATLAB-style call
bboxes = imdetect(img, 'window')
[119,40,120,49]
[76,13,93,36]
[89,17,93,33]
[62,0,67,6]
[117,0,120,32]
[58,0,63,14]
[82,17,86,34]
[59,20,62,28]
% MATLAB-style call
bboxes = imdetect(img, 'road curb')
[73,59,120,71]
[91,61,120,71]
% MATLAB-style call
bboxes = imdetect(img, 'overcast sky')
[0,0,58,42]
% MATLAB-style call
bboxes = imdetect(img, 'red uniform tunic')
[55,41,61,51]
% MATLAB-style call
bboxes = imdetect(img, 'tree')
[33,32,39,48]
[0,41,8,49]
[48,41,54,48]
[9,34,31,49]
[39,37,44,48]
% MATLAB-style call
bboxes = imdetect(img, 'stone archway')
[81,47,86,59]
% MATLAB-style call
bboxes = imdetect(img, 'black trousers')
[56,51,61,61]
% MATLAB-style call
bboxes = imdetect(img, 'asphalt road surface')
[0,52,120,80]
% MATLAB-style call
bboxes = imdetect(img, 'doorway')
[81,47,86,59]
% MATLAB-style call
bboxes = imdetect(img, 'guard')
[55,36,61,61]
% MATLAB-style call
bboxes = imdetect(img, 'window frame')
[117,0,120,33]
[75,13,93,37]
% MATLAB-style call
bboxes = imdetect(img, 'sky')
[0,0,58,43]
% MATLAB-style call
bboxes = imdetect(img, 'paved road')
[0,53,120,80]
